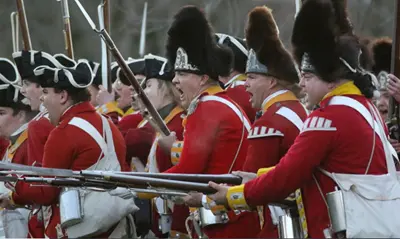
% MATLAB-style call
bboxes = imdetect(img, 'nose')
[244,76,250,89]
[39,94,44,102]
[299,76,306,88]
[20,85,26,95]
[172,75,178,84]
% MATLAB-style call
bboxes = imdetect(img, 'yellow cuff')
[257,166,275,177]
[171,141,184,166]
[137,192,157,199]
[9,192,17,207]
[226,185,250,211]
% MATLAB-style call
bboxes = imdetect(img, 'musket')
[387,0,400,141]
[24,177,188,197]
[58,0,74,59]
[10,12,20,52]
[139,2,148,57]
[74,0,170,136]
[98,0,112,92]
[15,0,32,50]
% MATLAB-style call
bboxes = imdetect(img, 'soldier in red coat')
[155,6,260,238]
[0,58,41,238]
[216,33,257,122]
[1,61,131,238]
[209,1,392,238]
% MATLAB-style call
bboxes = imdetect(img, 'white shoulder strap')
[276,106,304,131]
[329,96,398,177]
[68,117,108,155]
[201,95,251,132]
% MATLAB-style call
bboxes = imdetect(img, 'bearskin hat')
[34,61,93,91]
[12,50,63,82]
[215,33,248,74]
[0,58,29,110]
[245,6,299,84]
[165,6,232,80]
[370,37,392,75]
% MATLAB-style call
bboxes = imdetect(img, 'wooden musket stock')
[15,0,32,50]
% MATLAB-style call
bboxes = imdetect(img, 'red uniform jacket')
[224,74,257,123]
[238,82,389,238]
[119,112,144,136]
[242,90,307,238]
[165,85,260,238]
[13,102,129,238]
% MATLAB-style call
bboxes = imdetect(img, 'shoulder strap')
[329,96,398,178]
[68,117,108,155]
[275,106,305,131]
[201,95,251,132]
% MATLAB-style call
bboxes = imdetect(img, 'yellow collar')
[262,90,298,113]
[224,74,246,87]
[201,84,225,96]
[322,81,362,101]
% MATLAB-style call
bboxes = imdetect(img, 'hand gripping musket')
[98,0,112,92]
[58,0,74,59]
[10,12,20,52]
[74,0,170,136]
[15,0,32,50]
[386,0,400,141]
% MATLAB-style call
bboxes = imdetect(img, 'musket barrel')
[15,0,32,50]
[60,0,74,59]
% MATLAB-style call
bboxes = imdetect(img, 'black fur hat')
[165,5,232,80]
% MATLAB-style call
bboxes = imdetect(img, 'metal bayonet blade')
[74,0,98,31]
[0,162,75,177]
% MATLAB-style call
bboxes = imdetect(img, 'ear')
[59,90,69,105]
[199,75,210,86]
[16,110,26,123]
[268,76,279,89]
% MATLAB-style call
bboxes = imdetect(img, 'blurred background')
[0,0,396,61]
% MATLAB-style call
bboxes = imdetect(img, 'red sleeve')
[27,118,54,166]
[105,112,120,125]
[0,138,9,159]
[14,129,74,206]
[244,112,337,206]
[119,113,143,136]
[165,103,218,174]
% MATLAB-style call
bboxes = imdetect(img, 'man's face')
[114,79,132,110]
[245,73,274,109]
[377,91,389,122]
[299,72,330,106]
[41,87,64,125]
[21,80,42,111]
[144,78,168,111]
[87,85,99,107]
[0,107,21,138]
[172,72,203,109]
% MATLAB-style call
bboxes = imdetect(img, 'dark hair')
[54,87,91,104]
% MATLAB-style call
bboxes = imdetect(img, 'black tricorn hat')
[245,6,299,84]
[0,58,29,109]
[117,58,145,86]
[144,54,174,81]
[12,50,63,82]
[78,59,101,86]
[34,61,93,90]
[215,33,248,74]
[165,5,232,80]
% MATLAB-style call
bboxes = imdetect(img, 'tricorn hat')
[78,59,101,86]
[215,33,248,74]
[34,61,93,90]
[0,58,28,109]
[143,54,174,81]
[12,50,63,82]
[245,6,299,84]
[117,58,145,86]
[166,5,232,80]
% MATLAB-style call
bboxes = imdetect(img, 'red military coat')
[242,90,307,238]
[0,137,9,159]
[227,82,389,238]
[224,74,257,123]
[13,102,129,238]
[119,111,144,136]
[165,85,260,238]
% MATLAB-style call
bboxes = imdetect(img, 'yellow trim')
[262,91,298,113]
[201,85,224,96]
[322,81,362,101]
[7,130,28,162]
[96,101,124,116]
[164,106,184,125]
[236,74,247,81]
[189,207,197,213]
[171,141,183,166]
[256,166,275,177]
[226,184,250,210]
[123,107,135,117]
